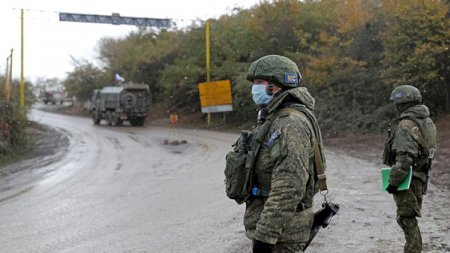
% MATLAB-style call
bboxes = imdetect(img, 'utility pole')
[4,57,10,101]
[205,19,211,127]
[8,49,13,102]
[20,9,25,113]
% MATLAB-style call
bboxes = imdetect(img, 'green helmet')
[390,85,422,104]
[246,55,302,88]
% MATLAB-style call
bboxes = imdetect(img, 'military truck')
[43,92,56,105]
[91,83,151,126]
[43,91,63,105]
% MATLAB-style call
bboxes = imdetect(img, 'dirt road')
[0,110,448,252]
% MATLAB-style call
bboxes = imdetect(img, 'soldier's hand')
[253,240,274,253]
[386,184,398,194]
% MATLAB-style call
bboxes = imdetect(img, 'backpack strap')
[278,107,328,192]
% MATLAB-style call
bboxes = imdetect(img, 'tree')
[379,0,450,114]
[68,0,449,135]
[97,29,183,103]
[63,61,109,102]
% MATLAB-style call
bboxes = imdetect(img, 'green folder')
[381,166,412,191]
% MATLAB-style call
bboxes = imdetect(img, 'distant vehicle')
[43,91,64,105]
[53,92,64,104]
[91,83,151,126]
[43,92,55,105]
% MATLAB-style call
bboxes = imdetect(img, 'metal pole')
[4,57,9,100]
[8,49,13,102]
[20,9,25,113]
[205,19,211,127]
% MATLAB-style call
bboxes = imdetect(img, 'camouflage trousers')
[253,240,305,253]
[393,179,424,253]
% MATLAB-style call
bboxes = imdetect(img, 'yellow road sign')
[198,80,232,107]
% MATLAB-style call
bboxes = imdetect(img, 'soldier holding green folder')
[383,85,437,253]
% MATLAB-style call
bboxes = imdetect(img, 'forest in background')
[0,0,449,163]
[43,0,450,136]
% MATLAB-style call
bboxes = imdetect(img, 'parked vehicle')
[91,83,151,126]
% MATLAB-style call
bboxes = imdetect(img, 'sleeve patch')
[267,129,280,147]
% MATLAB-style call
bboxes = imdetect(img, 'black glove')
[253,240,274,253]
[386,184,398,194]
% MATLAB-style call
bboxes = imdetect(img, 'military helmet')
[390,85,422,104]
[246,55,302,88]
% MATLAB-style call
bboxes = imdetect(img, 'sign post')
[205,20,211,126]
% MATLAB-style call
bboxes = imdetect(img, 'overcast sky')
[0,0,262,83]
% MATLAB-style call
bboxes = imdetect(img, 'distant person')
[383,85,437,253]
[225,55,328,252]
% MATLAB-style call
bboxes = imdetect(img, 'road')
[0,110,448,252]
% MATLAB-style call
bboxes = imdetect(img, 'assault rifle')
[423,148,435,195]
[303,201,340,251]
[387,123,392,139]
[383,123,395,166]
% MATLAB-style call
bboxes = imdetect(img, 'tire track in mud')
[126,131,153,148]
[106,135,124,151]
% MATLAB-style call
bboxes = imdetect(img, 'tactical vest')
[224,113,276,204]
[383,115,436,175]
[225,104,327,208]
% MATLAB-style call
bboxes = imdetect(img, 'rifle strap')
[279,107,328,192]
[314,140,327,191]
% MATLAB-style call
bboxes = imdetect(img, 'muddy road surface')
[0,110,448,252]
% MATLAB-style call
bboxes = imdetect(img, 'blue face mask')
[252,84,273,105]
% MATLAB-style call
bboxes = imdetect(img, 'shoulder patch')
[267,129,280,147]
[394,92,403,99]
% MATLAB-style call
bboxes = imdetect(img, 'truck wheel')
[123,92,137,108]
[136,117,145,126]
[111,112,121,126]
[129,118,141,126]
[106,111,112,126]
[92,111,100,125]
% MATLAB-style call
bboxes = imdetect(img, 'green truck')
[91,83,151,126]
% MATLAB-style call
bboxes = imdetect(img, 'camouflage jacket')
[244,87,323,244]
[388,104,437,185]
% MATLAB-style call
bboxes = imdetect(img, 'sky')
[0,0,262,83]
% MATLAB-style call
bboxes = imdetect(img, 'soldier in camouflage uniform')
[383,85,437,253]
[243,55,326,253]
